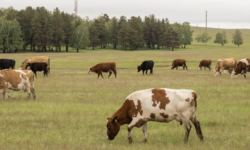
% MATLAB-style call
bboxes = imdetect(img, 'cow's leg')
[100,72,104,78]
[150,69,153,74]
[1,89,5,100]
[127,126,134,143]
[34,71,37,78]
[186,65,188,70]
[26,87,31,99]
[176,66,178,70]
[191,118,204,141]
[145,69,148,75]
[112,69,117,78]
[108,71,112,78]
[5,89,11,100]
[183,120,192,143]
[31,88,36,99]
[142,122,147,143]
[142,70,145,75]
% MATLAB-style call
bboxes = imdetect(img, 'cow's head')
[26,63,31,69]
[231,71,237,78]
[137,66,141,72]
[213,69,218,76]
[88,68,92,74]
[171,66,174,70]
[106,116,120,140]
[197,67,202,71]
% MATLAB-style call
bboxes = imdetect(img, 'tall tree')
[232,29,243,47]
[31,7,51,51]
[17,6,34,51]
[0,19,23,53]
[88,21,99,50]
[128,16,144,50]
[118,21,130,50]
[108,17,119,49]
[61,12,74,52]
[51,7,65,52]
[214,31,228,46]
[181,22,193,48]
[70,19,90,52]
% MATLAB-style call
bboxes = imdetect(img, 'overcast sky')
[1,0,250,29]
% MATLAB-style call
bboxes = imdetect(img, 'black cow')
[137,60,154,75]
[0,59,15,70]
[26,62,48,77]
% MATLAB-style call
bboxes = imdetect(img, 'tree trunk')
[113,44,116,49]
[172,47,174,51]
[92,46,94,50]
[77,48,79,52]
[66,43,68,52]
[184,45,186,48]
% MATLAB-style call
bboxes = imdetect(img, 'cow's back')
[21,56,49,69]
[173,59,186,66]
[126,88,196,121]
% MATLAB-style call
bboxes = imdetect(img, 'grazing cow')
[213,58,236,76]
[26,62,48,77]
[137,60,154,75]
[197,59,212,71]
[20,56,50,73]
[88,62,117,78]
[106,88,204,143]
[0,69,36,100]
[231,58,250,78]
[0,59,16,70]
[171,59,188,70]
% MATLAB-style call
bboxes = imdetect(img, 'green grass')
[1,45,250,150]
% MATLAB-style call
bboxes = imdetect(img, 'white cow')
[106,88,204,143]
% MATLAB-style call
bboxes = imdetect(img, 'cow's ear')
[112,116,118,123]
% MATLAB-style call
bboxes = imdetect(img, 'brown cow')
[171,59,188,70]
[231,58,250,78]
[197,59,212,71]
[213,58,235,76]
[88,62,117,78]
[106,88,204,143]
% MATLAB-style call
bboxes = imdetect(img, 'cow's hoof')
[143,138,147,143]
[128,137,133,143]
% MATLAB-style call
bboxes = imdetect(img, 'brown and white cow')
[171,59,188,70]
[197,59,212,71]
[213,58,236,76]
[0,69,36,100]
[88,62,117,78]
[231,58,250,78]
[106,88,204,143]
[20,56,50,73]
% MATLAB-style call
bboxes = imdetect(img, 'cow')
[137,60,154,75]
[88,62,117,78]
[213,58,236,76]
[26,62,48,78]
[231,58,250,78]
[0,59,16,70]
[106,88,204,143]
[171,59,188,70]
[197,59,212,71]
[0,69,36,100]
[20,56,50,73]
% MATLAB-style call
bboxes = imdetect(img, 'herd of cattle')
[0,56,249,144]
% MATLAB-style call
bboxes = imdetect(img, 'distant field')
[0,47,250,149]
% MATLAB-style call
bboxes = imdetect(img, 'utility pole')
[74,0,78,18]
[205,10,207,46]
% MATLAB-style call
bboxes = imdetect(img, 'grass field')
[1,42,250,150]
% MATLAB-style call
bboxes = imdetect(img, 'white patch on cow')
[231,71,237,78]
[126,88,196,127]
[223,70,228,73]
[213,69,218,76]
[88,68,91,74]
[240,59,249,66]
[0,73,3,77]
[197,67,201,71]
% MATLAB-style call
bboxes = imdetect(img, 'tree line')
[0,7,195,53]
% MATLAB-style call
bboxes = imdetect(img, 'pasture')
[1,45,250,149]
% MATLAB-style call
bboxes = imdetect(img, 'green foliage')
[51,7,65,51]
[31,7,51,51]
[232,29,243,47]
[214,31,228,46]
[0,18,23,52]
[70,19,90,52]
[181,22,193,48]
[195,32,211,45]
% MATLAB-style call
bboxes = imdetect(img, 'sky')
[1,0,250,29]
